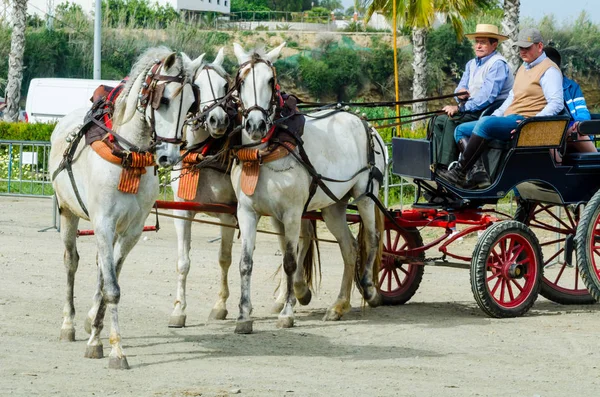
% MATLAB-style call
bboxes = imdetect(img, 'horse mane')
[112,46,178,127]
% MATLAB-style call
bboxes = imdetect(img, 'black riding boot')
[438,135,489,188]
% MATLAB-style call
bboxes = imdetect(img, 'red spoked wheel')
[515,202,594,304]
[471,220,543,318]
[378,225,424,305]
[575,190,600,302]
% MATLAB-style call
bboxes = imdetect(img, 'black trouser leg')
[438,134,489,187]
[461,135,491,189]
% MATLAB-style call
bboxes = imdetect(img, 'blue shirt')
[563,76,591,127]
[492,53,564,117]
[455,51,511,112]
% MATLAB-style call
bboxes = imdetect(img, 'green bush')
[298,47,365,101]
[0,122,56,141]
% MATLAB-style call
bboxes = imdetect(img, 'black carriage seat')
[562,116,600,166]
[478,108,571,184]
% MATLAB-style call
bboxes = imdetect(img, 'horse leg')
[270,218,287,314]
[271,219,313,314]
[276,214,302,329]
[169,209,195,327]
[321,203,357,321]
[84,253,103,335]
[235,206,260,334]
[85,261,107,361]
[295,219,314,306]
[59,208,80,342]
[102,230,143,369]
[209,214,236,320]
[355,199,382,307]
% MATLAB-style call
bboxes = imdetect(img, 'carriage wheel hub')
[507,263,525,279]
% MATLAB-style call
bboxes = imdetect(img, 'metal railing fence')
[0,140,54,198]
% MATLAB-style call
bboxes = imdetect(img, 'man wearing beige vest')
[439,28,564,189]
[431,24,513,171]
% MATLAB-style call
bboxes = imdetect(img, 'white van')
[25,78,121,123]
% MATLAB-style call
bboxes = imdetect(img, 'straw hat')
[465,24,508,42]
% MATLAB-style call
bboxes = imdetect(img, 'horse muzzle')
[155,142,181,167]
[207,110,230,138]
[244,118,268,139]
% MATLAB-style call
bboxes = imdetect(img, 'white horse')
[49,47,201,369]
[169,48,318,327]
[230,43,386,334]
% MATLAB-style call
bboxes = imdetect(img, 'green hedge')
[0,122,56,141]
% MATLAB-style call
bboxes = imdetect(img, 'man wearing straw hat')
[440,27,564,189]
[431,24,513,172]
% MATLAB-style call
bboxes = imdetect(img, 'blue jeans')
[454,114,524,142]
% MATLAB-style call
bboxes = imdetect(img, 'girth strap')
[52,131,90,217]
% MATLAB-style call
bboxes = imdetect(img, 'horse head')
[113,48,200,167]
[233,42,286,143]
[190,47,232,140]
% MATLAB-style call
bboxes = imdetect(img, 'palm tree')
[4,0,27,122]
[365,0,492,118]
[501,0,520,73]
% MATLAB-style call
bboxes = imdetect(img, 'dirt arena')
[1,196,599,396]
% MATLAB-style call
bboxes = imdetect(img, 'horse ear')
[265,42,286,63]
[233,43,250,65]
[163,52,178,72]
[214,47,225,66]
[182,52,205,76]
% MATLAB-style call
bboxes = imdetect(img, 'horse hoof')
[297,289,312,306]
[84,316,92,335]
[234,320,254,334]
[367,293,382,308]
[270,302,285,314]
[168,315,186,328]
[59,328,75,342]
[323,310,342,322]
[276,316,294,328]
[84,345,104,359]
[208,309,228,321]
[108,356,130,370]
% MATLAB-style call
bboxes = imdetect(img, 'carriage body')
[381,115,600,318]
[392,115,600,206]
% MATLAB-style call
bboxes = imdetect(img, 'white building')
[25,0,230,19]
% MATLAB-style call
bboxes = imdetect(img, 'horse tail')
[302,219,322,292]
[355,205,384,289]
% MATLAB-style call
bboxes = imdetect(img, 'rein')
[296,92,469,109]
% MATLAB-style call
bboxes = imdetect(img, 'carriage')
[384,112,600,317]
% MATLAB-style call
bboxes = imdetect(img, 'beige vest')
[504,58,560,117]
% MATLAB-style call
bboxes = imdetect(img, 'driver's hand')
[443,105,459,116]
[456,90,469,101]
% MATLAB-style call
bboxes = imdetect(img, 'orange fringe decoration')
[177,152,204,200]
[235,142,295,196]
[90,141,155,194]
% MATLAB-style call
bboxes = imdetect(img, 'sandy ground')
[1,196,600,397]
